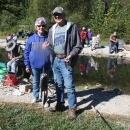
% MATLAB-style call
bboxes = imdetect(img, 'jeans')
[32,68,50,100]
[87,39,92,46]
[52,57,77,109]
[7,60,19,74]
[109,42,118,53]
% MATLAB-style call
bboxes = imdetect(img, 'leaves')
[0,0,130,39]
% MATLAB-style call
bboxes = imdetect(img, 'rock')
[19,84,32,92]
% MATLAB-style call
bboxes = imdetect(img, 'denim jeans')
[52,57,77,109]
[109,42,118,53]
[7,60,19,73]
[88,39,92,46]
[31,68,50,100]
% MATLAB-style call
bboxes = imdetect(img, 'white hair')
[34,17,47,29]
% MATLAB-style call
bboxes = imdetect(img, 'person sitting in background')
[109,32,118,54]
[80,27,87,48]
[6,41,24,75]
[91,34,100,51]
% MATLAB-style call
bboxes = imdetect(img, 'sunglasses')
[37,25,46,27]
[53,13,62,16]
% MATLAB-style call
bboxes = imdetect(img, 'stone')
[19,84,32,92]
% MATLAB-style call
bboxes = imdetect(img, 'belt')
[56,54,65,59]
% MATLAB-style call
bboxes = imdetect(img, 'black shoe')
[49,103,66,112]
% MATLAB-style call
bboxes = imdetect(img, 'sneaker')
[44,102,49,108]
[69,108,77,121]
[49,103,66,112]
[31,98,39,103]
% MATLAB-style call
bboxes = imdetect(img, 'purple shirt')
[87,32,93,40]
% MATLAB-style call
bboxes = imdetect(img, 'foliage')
[0,10,18,32]
[0,0,29,34]
[0,0,130,39]
[89,0,105,35]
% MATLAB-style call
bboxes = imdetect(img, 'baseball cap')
[34,17,47,29]
[52,7,65,14]
[82,27,86,30]
[113,32,116,35]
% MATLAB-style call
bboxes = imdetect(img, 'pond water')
[0,47,130,95]
[75,55,130,95]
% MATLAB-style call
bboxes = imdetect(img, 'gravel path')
[0,84,130,117]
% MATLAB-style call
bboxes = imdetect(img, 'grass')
[85,38,109,46]
[0,103,130,130]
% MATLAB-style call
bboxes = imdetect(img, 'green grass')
[85,38,109,46]
[0,36,6,39]
[0,103,130,130]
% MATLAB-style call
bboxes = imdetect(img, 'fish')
[40,73,48,105]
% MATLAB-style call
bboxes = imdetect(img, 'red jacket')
[80,30,87,40]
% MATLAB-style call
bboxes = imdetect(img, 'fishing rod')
[91,105,112,130]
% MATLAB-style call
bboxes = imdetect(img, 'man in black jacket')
[46,7,83,120]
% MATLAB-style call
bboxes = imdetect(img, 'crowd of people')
[80,27,119,54]
[5,6,120,121]
[80,27,101,51]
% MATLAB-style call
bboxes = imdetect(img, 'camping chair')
[91,36,100,50]
[118,39,124,52]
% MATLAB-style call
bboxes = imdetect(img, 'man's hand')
[64,55,72,62]
[42,41,49,49]
[11,57,17,62]
[26,68,30,73]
